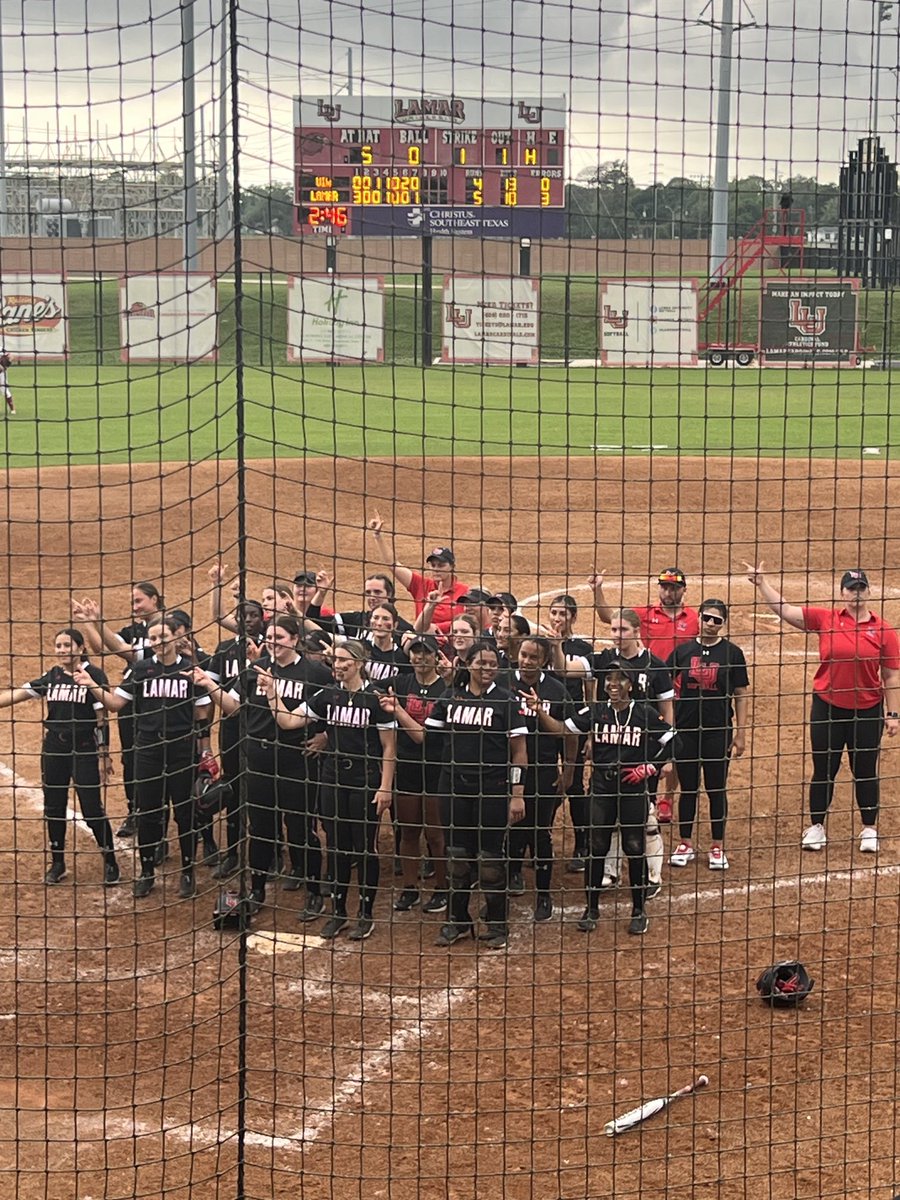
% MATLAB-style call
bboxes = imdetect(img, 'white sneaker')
[801,823,827,851]
[670,842,696,867]
[859,827,879,854]
[708,846,729,870]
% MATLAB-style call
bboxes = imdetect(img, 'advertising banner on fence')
[758,279,859,365]
[441,276,540,364]
[0,275,67,358]
[599,279,698,367]
[287,276,385,362]
[120,274,218,362]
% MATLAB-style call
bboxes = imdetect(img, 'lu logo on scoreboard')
[517,101,542,123]
[317,99,342,122]
[788,300,827,336]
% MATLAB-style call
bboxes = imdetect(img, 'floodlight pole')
[182,0,199,270]
[216,0,230,239]
[0,0,8,239]
[698,0,756,280]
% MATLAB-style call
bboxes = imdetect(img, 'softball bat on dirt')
[604,1075,709,1136]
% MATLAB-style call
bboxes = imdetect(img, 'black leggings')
[218,716,243,853]
[441,774,510,925]
[134,739,196,872]
[42,736,114,858]
[246,742,321,895]
[586,786,647,915]
[809,695,883,826]
[566,734,590,852]
[117,707,137,813]
[676,728,731,843]
[508,764,559,892]
[319,771,380,917]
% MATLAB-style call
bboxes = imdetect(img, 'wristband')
[93,726,109,750]
[509,765,523,786]
[888,712,899,719]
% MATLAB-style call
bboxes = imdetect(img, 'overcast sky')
[3,0,899,185]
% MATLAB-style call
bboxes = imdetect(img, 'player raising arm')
[368,511,469,633]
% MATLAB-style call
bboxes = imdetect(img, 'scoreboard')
[293,95,566,237]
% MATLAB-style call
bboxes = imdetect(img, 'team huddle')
[7,513,898,948]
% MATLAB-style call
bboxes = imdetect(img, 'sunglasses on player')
[701,613,726,626]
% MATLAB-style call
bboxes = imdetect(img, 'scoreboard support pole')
[519,237,532,277]
[421,234,434,366]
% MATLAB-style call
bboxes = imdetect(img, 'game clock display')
[293,94,566,235]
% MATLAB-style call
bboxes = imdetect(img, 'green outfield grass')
[1,364,897,467]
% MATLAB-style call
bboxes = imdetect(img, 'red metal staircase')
[698,208,806,322]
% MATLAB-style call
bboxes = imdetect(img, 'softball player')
[264,639,397,942]
[0,351,14,414]
[425,640,529,950]
[75,613,212,900]
[365,602,413,683]
[667,600,749,870]
[305,569,414,638]
[0,627,119,884]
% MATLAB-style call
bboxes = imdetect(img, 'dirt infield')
[2,453,900,1199]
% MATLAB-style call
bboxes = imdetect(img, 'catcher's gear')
[193,775,233,816]
[756,960,814,1007]
[621,763,658,786]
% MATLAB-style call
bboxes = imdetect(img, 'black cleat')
[320,914,349,940]
[435,922,474,946]
[247,887,266,915]
[422,891,448,913]
[567,856,586,874]
[44,861,67,885]
[421,857,436,880]
[479,922,509,949]
[533,894,553,923]
[628,911,649,936]
[116,814,136,839]
[645,881,661,901]
[103,860,121,887]
[133,873,155,899]
[298,892,325,922]
[200,838,219,867]
[281,869,305,892]
[576,907,599,932]
[178,870,196,900]
[212,852,239,880]
[508,871,526,895]
[393,888,420,912]
[348,916,375,941]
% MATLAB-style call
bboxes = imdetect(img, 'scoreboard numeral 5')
[361,145,373,165]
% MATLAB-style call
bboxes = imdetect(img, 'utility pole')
[216,0,229,239]
[182,0,198,270]
[698,0,756,279]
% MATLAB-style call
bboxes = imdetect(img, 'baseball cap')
[293,570,317,587]
[658,567,687,587]
[301,630,333,653]
[407,633,440,654]
[426,546,455,566]
[459,588,494,605]
[841,569,870,590]
[488,591,518,612]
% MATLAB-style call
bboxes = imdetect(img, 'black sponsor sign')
[758,280,859,364]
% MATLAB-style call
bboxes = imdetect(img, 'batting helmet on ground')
[756,961,814,1006]
[193,775,233,817]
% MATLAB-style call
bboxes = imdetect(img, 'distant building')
[805,225,838,248]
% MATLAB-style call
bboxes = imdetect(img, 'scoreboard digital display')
[293,94,566,237]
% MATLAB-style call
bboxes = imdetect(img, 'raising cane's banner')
[0,275,67,358]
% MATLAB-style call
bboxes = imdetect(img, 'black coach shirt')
[667,639,750,732]
[566,699,673,790]
[589,647,675,711]
[297,683,397,781]
[115,655,210,744]
[24,663,107,740]
[425,683,528,789]
[228,654,332,746]
[498,669,571,766]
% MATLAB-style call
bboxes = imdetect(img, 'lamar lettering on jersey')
[143,676,189,699]
[446,703,494,727]
[595,721,642,747]
[327,703,373,727]
[47,683,88,704]
[255,677,306,700]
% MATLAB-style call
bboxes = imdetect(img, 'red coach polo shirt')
[634,605,700,662]
[406,572,470,634]
[802,606,900,709]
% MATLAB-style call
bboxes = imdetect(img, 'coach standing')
[589,566,699,822]
[747,563,900,853]
[368,512,469,634]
